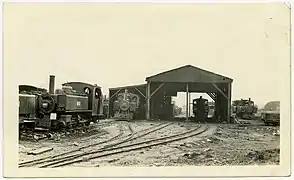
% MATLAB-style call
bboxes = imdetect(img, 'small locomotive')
[18,75,104,131]
[113,89,140,120]
[19,85,47,131]
[232,98,258,119]
[192,96,209,122]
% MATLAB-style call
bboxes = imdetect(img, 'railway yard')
[18,119,280,167]
[17,66,281,167]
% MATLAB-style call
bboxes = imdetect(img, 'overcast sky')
[4,3,290,108]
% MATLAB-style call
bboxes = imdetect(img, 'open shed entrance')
[145,65,233,123]
[173,92,215,120]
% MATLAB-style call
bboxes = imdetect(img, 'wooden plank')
[211,92,217,99]
[146,82,151,120]
[206,92,216,101]
[27,147,53,155]
[150,83,165,98]
[134,87,146,99]
[109,89,121,100]
[227,83,232,123]
[188,92,191,117]
[186,84,189,121]
[212,84,228,100]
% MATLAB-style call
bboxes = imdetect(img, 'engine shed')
[108,65,233,123]
[108,84,147,119]
[145,65,233,123]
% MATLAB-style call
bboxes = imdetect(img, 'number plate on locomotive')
[77,101,81,107]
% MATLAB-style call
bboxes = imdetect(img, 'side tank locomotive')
[192,96,209,122]
[19,75,104,131]
[113,89,140,120]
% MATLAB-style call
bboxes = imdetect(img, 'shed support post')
[188,92,191,118]
[227,83,232,123]
[146,82,151,120]
[186,83,189,121]
[107,102,110,119]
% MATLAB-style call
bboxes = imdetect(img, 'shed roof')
[109,83,146,91]
[145,65,233,83]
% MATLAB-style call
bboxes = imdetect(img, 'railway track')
[19,122,127,167]
[19,119,126,141]
[36,124,208,168]
[19,121,172,167]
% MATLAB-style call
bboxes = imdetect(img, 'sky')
[4,3,290,108]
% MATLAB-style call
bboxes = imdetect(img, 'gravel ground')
[18,119,280,167]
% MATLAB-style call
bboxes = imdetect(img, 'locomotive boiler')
[192,96,209,122]
[113,89,140,120]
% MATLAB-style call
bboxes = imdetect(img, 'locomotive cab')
[61,82,104,121]
[19,93,37,131]
[18,85,47,131]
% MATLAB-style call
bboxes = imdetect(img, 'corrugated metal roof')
[145,65,233,83]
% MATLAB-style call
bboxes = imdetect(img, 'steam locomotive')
[232,98,258,119]
[19,75,104,131]
[113,89,140,120]
[19,85,47,130]
[192,96,209,122]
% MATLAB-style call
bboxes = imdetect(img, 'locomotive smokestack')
[49,75,55,94]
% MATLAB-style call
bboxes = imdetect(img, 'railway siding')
[18,120,280,167]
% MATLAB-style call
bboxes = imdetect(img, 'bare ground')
[18,119,280,167]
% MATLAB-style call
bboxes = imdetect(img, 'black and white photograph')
[2,1,292,178]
